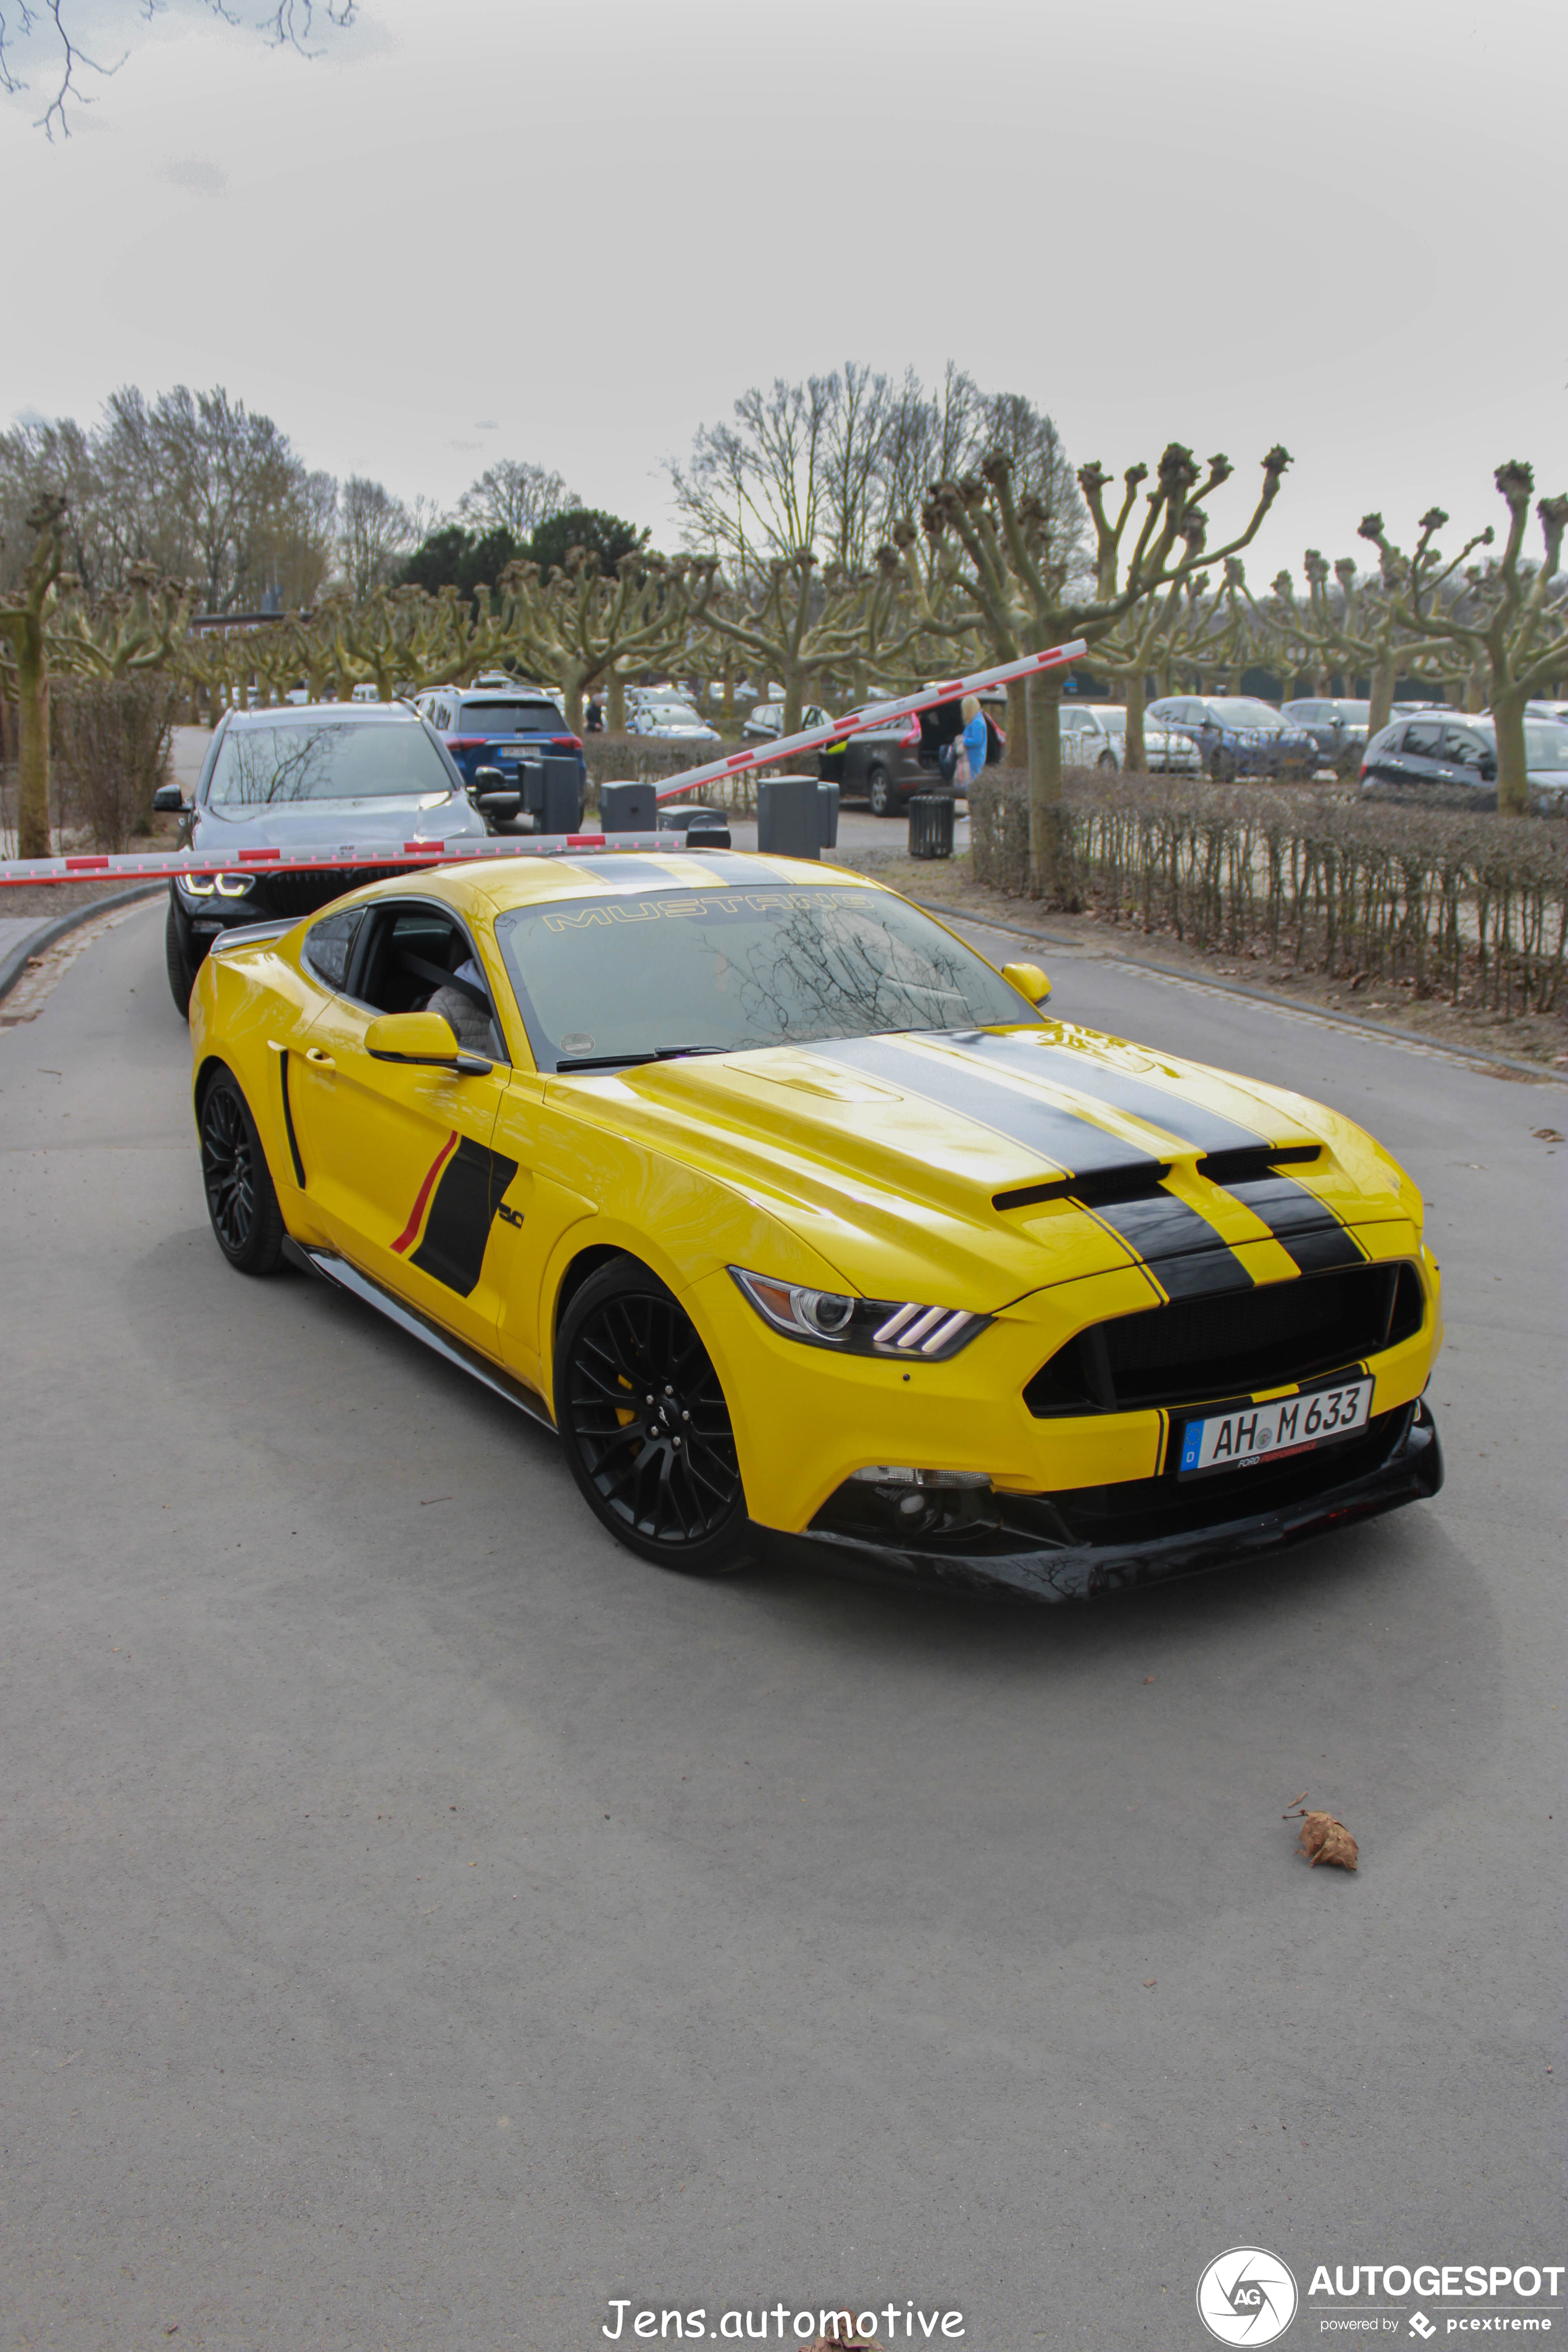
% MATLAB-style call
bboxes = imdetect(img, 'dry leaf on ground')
[1283,1793,1359,1870]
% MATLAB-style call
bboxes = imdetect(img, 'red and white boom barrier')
[651,637,1088,802]
[0,638,1086,886]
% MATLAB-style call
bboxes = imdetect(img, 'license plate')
[1178,1377,1374,1476]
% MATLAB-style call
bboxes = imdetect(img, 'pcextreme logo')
[1197,2248,1301,2345]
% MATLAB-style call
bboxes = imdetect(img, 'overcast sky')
[1,0,1562,588]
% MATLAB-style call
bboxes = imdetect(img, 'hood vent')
[994,1163,1171,1213]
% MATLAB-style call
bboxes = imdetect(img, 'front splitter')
[772,1405,1443,1604]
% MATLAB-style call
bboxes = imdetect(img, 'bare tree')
[457,459,578,542]
[1362,464,1568,815]
[1,1,356,140]
[338,475,415,603]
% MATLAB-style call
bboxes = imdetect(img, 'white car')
[743,701,831,741]
[1059,703,1203,775]
[627,705,721,741]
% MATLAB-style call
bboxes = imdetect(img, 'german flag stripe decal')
[393,1130,459,1254]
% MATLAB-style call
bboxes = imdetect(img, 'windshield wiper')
[553,1043,721,1073]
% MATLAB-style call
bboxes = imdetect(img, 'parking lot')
[1,897,1561,2349]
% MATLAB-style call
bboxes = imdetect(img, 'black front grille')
[1025,1261,1425,1416]
[250,865,403,919]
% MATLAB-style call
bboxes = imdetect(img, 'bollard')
[756,775,822,860]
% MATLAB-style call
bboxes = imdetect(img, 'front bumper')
[777,1399,1442,1603]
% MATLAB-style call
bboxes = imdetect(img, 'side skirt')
[281,1236,557,1435]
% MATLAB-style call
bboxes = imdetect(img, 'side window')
[302,907,364,992]
[1404,722,1444,757]
[1441,728,1485,769]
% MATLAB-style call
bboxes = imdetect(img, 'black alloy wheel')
[866,764,896,818]
[165,900,199,1017]
[555,1256,751,1574]
[199,1069,286,1275]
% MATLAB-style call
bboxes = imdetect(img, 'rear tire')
[1207,748,1237,783]
[198,1067,286,1275]
[554,1255,752,1575]
[867,764,896,818]
[165,901,199,1018]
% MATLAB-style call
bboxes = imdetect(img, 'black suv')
[157,703,485,1014]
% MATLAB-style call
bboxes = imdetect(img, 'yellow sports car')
[188,849,1443,1598]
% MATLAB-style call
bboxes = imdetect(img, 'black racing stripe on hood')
[812,1036,1166,1178]
[1088,1195,1255,1301]
[1216,1174,1367,1274]
[949,1032,1268,1154]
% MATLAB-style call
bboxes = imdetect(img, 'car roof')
[340,852,885,924]
[228,701,423,728]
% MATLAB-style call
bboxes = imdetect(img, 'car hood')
[190,793,486,847]
[549,1024,1417,1311]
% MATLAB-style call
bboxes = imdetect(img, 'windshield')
[1209,699,1285,728]
[494,883,1039,1071]
[1525,724,1568,771]
[207,720,454,805]
[456,701,564,735]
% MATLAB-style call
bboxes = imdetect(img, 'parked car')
[627,704,722,742]
[350,682,381,704]
[1359,714,1568,813]
[1282,698,1371,780]
[417,685,585,798]
[154,701,486,1016]
[818,690,1006,817]
[743,701,832,743]
[1145,696,1320,780]
[1058,703,1201,775]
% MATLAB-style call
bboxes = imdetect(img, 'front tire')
[866,764,897,818]
[554,1256,752,1575]
[1207,747,1237,783]
[198,1067,286,1275]
[165,900,199,1017]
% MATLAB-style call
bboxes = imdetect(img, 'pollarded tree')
[916,443,1291,893]
[492,550,700,735]
[1362,464,1568,815]
[1,494,191,853]
[685,548,927,738]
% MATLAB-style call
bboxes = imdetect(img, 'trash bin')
[817,780,840,850]
[907,793,956,860]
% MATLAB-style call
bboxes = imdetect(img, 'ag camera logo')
[1196,2248,1299,2345]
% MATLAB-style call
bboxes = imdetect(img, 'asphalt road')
[2,899,1562,2352]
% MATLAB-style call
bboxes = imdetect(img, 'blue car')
[417,684,587,808]
[1146,695,1320,782]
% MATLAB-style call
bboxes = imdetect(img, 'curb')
[0,883,165,1006]
[911,896,1568,1087]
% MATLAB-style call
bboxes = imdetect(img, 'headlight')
[730,1266,988,1360]
[177,871,252,901]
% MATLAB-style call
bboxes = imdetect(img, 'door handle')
[305,1047,335,1070]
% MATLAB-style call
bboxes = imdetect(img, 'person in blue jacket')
[956,694,988,790]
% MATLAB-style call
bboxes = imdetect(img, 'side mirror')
[365,1009,492,1075]
[1001,961,1052,1006]
[152,783,186,814]
[474,765,504,787]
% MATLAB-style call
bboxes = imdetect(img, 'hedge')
[968,768,1568,1018]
